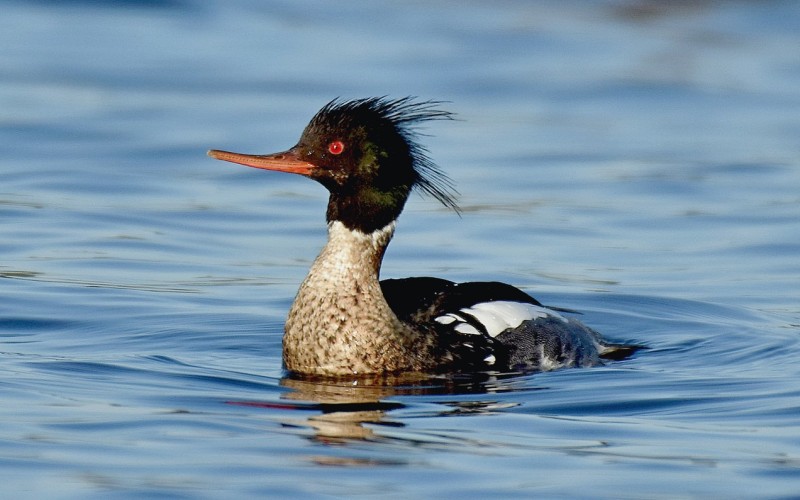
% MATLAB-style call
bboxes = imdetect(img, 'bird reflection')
[267,373,526,446]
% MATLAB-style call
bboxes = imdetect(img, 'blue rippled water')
[2,1,800,497]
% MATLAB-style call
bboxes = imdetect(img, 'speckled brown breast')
[282,221,436,376]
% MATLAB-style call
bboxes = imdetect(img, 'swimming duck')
[208,97,638,377]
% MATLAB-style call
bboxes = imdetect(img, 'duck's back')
[381,277,637,372]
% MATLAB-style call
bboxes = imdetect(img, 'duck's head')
[208,97,459,233]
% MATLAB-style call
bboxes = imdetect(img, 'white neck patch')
[327,220,396,249]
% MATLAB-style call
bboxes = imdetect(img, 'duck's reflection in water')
[271,374,525,447]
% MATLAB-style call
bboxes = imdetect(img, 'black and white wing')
[382,278,637,372]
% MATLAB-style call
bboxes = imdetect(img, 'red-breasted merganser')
[208,97,639,378]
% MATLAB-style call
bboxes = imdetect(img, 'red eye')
[327,140,345,155]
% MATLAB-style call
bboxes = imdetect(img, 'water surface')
[2,1,800,497]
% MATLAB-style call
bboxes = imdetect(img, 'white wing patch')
[436,301,567,337]
[454,323,482,335]
[435,313,463,325]
[436,313,483,335]
[459,301,567,337]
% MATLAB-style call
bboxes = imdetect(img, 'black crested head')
[294,96,459,233]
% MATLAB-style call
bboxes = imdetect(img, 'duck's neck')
[283,220,432,376]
